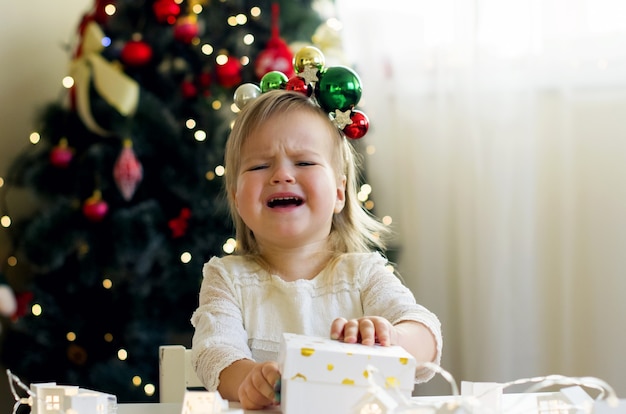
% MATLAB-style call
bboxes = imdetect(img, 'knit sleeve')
[190,257,252,391]
[358,253,443,383]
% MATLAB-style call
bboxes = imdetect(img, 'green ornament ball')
[260,71,288,93]
[316,66,362,112]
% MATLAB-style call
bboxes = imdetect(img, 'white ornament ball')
[233,83,262,110]
[0,285,17,317]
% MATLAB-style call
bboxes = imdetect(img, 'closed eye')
[296,161,316,167]
[248,164,268,171]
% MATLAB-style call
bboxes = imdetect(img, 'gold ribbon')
[69,22,139,136]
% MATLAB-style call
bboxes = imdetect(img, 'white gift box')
[278,333,417,414]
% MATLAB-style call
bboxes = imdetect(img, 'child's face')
[233,110,346,250]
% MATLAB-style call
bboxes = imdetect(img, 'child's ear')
[334,175,347,213]
[230,189,239,210]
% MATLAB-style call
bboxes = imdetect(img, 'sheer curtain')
[335,0,626,395]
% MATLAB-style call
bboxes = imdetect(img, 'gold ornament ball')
[293,46,325,74]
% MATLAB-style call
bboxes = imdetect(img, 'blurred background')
[2,0,626,411]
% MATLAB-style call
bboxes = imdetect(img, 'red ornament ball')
[198,71,211,89]
[168,207,192,238]
[82,191,109,222]
[215,56,242,88]
[153,0,180,25]
[343,110,369,140]
[174,15,199,44]
[49,138,74,168]
[255,37,294,79]
[285,76,312,96]
[12,291,33,321]
[181,79,197,99]
[121,39,153,66]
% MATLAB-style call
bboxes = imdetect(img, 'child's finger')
[358,318,376,345]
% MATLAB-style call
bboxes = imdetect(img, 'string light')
[62,76,74,88]
[180,252,192,263]
[250,7,261,18]
[103,3,116,16]
[222,238,236,254]
[215,54,228,65]
[193,130,206,141]
[185,119,196,129]
[214,165,225,176]
[143,383,155,397]
[117,349,128,361]
[29,132,40,144]
[243,34,254,45]
[201,44,213,56]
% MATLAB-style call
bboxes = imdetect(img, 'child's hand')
[330,316,396,346]
[237,361,281,410]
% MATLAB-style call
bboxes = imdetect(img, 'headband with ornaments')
[233,46,369,140]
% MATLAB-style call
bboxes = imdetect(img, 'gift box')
[278,333,417,414]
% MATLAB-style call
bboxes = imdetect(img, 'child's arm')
[217,359,281,410]
[330,316,437,363]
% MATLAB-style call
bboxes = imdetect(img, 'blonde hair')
[224,89,390,256]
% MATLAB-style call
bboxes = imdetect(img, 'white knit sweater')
[190,251,443,391]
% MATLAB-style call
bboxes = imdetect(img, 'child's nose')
[271,165,295,183]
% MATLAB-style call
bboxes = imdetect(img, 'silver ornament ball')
[233,83,262,109]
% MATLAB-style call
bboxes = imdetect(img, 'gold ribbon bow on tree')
[69,21,139,136]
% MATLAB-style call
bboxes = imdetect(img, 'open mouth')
[267,196,304,208]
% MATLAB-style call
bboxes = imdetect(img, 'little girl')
[191,89,442,410]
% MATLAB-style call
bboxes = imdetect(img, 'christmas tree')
[0,0,336,402]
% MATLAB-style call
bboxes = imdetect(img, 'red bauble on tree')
[12,291,33,321]
[254,3,294,79]
[180,77,198,99]
[121,36,153,66]
[49,138,74,168]
[153,0,181,25]
[198,69,212,96]
[174,14,199,44]
[215,55,242,88]
[168,207,192,238]
[82,190,109,222]
[113,139,143,201]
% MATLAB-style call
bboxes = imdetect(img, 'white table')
[117,401,280,414]
[117,393,544,414]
